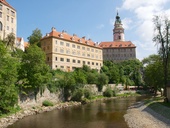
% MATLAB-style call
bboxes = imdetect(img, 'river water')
[8,96,148,128]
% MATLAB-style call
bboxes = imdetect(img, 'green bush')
[71,89,83,102]
[103,87,113,97]
[42,100,54,107]
[84,89,93,99]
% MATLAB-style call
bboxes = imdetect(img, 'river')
[7,96,148,128]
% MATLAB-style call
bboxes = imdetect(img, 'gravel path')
[124,101,170,128]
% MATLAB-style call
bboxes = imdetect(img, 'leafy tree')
[143,54,164,95]
[27,28,42,47]
[18,45,52,98]
[0,42,18,114]
[153,15,170,99]
[96,73,108,91]
[4,33,15,50]
[58,72,76,101]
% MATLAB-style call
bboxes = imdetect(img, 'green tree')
[18,45,52,98]
[96,73,108,91]
[58,72,76,101]
[153,15,170,99]
[4,33,15,50]
[143,54,164,95]
[0,42,18,114]
[27,28,42,47]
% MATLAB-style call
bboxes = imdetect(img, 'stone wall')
[18,84,120,109]
[18,88,64,109]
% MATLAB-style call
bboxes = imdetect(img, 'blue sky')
[7,0,170,60]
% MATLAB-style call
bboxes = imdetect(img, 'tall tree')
[18,45,52,98]
[27,28,42,47]
[4,33,15,50]
[153,15,170,99]
[0,42,18,114]
[142,54,164,95]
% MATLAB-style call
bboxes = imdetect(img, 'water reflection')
[8,96,148,128]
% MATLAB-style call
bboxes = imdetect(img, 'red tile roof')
[0,0,15,10]
[99,41,136,48]
[42,28,101,49]
[17,37,22,42]
[24,42,29,48]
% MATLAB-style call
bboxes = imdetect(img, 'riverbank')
[124,98,170,128]
[0,101,81,128]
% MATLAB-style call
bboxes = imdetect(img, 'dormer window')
[71,37,75,41]
[59,33,63,38]
[79,39,82,43]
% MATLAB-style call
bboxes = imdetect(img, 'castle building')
[0,0,17,39]
[41,27,103,71]
[99,12,136,62]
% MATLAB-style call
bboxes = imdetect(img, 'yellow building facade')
[0,0,17,39]
[41,27,103,71]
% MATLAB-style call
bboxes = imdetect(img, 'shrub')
[42,100,54,107]
[71,89,83,102]
[84,89,93,99]
[103,87,113,97]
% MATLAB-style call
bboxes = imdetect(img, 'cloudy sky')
[8,0,170,60]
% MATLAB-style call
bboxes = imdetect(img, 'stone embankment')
[0,102,81,128]
[124,101,170,128]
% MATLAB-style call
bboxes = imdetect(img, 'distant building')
[0,0,17,39]
[41,27,103,71]
[16,37,29,51]
[99,12,136,62]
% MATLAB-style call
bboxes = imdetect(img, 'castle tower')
[113,12,125,41]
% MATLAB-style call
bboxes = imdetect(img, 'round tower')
[113,12,125,41]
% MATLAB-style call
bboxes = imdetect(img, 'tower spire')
[113,12,125,41]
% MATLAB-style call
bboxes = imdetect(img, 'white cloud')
[96,24,105,29]
[122,18,132,30]
[119,0,170,59]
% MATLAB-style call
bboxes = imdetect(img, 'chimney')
[46,33,49,36]
[73,34,77,36]
[82,36,86,40]
[51,27,56,31]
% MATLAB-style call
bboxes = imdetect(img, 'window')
[78,60,81,63]
[67,59,70,62]
[87,54,90,57]
[0,12,2,18]
[7,16,9,21]
[66,49,70,54]
[92,62,94,65]
[7,8,9,14]
[66,43,69,47]
[0,22,2,31]
[11,11,15,17]
[0,5,2,10]
[55,40,57,45]
[119,36,121,39]
[82,47,85,50]
[88,62,90,65]
[96,63,98,66]
[73,59,76,63]
[83,61,86,65]
[60,66,64,69]
[60,41,64,45]
[60,58,64,61]
[95,50,98,53]
[60,49,64,53]
[55,48,57,52]
[72,44,75,48]
[91,49,94,52]
[77,46,80,49]
[7,26,9,30]
[55,57,57,61]
[87,48,90,51]
[11,28,14,33]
